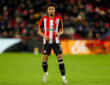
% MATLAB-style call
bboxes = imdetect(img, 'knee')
[57,55,64,65]
[57,54,62,59]
[42,55,48,62]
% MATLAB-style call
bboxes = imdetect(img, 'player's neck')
[48,15,55,18]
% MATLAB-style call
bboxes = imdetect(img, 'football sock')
[58,57,65,76]
[42,62,48,73]
[62,75,66,80]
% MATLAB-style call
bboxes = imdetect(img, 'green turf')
[0,53,110,85]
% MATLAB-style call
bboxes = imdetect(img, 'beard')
[49,13,54,17]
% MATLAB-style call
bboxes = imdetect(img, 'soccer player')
[38,3,67,84]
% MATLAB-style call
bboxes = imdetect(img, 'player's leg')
[42,54,49,82]
[57,54,65,77]
[42,54,49,74]
[53,43,67,84]
[57,54,67,84]
[42,44,51,82]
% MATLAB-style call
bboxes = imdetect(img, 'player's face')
[47,6,55,17]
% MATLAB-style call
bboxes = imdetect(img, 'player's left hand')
[55,33,59,37]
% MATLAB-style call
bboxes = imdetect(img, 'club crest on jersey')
[55,20,59,24]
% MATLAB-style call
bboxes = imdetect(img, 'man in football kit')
[38,3,67,84]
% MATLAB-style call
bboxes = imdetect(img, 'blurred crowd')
[0,0,110,40]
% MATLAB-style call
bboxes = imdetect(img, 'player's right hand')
[44,36,49,41]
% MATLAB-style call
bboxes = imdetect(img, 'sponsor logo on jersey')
[46,29,56,32]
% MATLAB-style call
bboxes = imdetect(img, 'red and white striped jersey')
[39,16,63,44]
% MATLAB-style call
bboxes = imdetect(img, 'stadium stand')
[0,0,110,40]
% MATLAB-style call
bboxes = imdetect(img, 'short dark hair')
[47,3,57,9]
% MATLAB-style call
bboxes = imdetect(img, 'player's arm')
[55,19,63,37]
[38,18,49,41]
[55,28,63,37]
[38,28,49,41]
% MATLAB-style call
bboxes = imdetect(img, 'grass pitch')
[0,53,110,85]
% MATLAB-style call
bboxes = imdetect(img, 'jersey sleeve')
[39,18,44,29]
[58,18,63,29]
